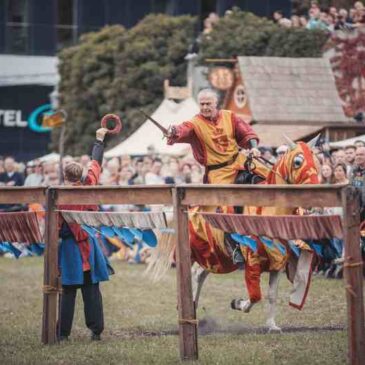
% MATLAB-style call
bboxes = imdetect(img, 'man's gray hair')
[197,88,219,102]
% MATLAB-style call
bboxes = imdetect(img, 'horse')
[191,136,320,331]
[147,135,320,332]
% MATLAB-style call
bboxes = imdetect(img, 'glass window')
[56,0,76,49]
[58,0,73,25]
[234,0,247,11]
[7,0,27,22]
[200,0,218,29]
[151,0,168,13]
[201,0,217,19]
[5,0,29,54]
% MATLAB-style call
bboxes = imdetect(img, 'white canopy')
[38,152,60,163]
[330,134,365,148]
[105,98,199,157]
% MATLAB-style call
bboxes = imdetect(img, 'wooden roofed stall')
[218,56,362,147]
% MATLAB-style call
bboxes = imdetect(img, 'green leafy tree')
[107,14,196,147]
[266,28,328,57]
[55,15,196,155]
[199,11,277,59]
[54,25,126,155]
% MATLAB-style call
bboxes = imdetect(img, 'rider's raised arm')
[167,121,195,145]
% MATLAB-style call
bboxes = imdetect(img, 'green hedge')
[199,9,328,59]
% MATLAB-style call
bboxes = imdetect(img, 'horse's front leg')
[231,261,261,313]
[266,271,282,333]
[191,264,209,309]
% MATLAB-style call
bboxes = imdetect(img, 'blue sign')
[27,104,52,133]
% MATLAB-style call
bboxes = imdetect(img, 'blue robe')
[59,225,113,286]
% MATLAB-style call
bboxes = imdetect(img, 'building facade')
[0,0,291,56]
[0,0,291,160]
[0,55,58,161]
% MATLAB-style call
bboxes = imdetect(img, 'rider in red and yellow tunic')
[168,104,258,184]
[167,89,268,283]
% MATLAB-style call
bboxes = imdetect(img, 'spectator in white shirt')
[145,158,164,185]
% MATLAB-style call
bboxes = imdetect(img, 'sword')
[139,109,169,136]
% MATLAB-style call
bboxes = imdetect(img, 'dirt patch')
[104,317,345,339]
[198,316,345,335]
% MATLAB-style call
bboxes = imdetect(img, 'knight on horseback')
[160,88,321,332]
[165,88,270,296]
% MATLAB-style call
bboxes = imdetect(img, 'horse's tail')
[144,227,176,282]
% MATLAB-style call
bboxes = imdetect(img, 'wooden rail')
[0,186,46,204]
[54,185,174,205]
[180,184,344,207]
[0,184,363,364]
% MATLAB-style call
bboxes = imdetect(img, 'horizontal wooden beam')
[53,185,173,205]
[204,58,237,63]
[179,184,344,208]
[0,187,46,204]
[0,185,346,208]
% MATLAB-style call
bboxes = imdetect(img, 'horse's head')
[268,135,320,185]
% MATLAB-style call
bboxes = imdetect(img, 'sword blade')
[139,109,168,135]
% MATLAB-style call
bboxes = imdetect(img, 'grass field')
[0,257,351,365]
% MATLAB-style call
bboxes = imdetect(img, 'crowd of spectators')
[199,1,365,36]
[273,1,365,31]
[1,139,364,192]
[0,151,205,191]
[189,2,365,57]
[315,140,365,186]
[1,138,364,218]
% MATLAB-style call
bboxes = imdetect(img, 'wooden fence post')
[42,188,60,344]
[173,187,198,361]
[342,186,365,365]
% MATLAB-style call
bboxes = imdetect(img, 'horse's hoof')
[243,303,252,313]
[231,299,241,310]
[231,299,252,313]
[268,326,282,333]
[266,319,282,333]
[334,266,343,279]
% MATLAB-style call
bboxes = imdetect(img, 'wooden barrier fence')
[0,184,363,364]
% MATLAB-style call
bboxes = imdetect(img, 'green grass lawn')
[0,257,350,365]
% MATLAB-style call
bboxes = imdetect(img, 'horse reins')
[246,153,289,183]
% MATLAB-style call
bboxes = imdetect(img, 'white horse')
[190,136,320,332]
